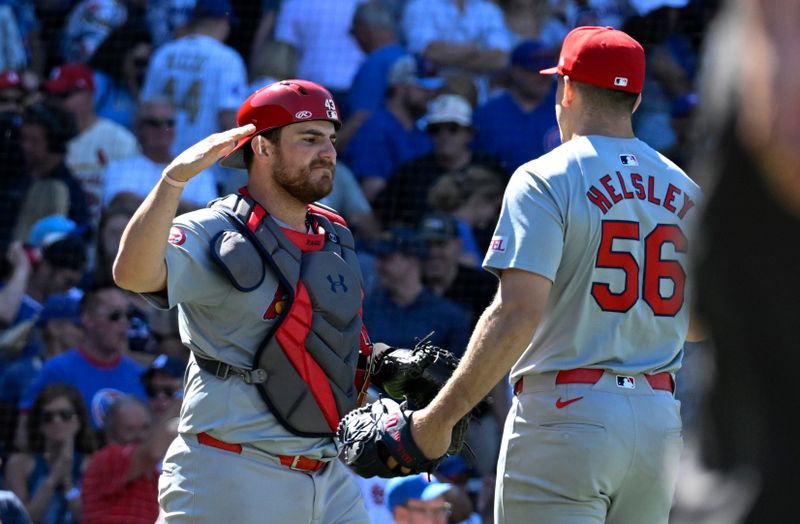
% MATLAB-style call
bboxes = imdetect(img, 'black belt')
[195,356,267,384]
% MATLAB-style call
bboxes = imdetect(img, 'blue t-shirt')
[94,72,136,130]
[363,288,471,356]
[473,88,561,172]
[19,348,146,429]
[343,108,432,182]
[348,43,406,114]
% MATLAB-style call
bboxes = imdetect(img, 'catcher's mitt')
[368,335,459,410]
[338,397,456,478]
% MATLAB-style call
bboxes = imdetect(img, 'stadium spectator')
[81,396,179,524]
[139,354,185,418]
[88,24,153,130]
[249,0,284,62]
[0,0,43,72]
[18,284,148,433]
[103,99,217,209]
[496,0,569,48]
[401,0,512,76]
[44,63,138,228]
[4,384,97,524]
[145,0,198,47]
[363,226,471,355]
[374,94,505,228]
[247,40,298,95]
[274,0,365,102]
[0,487,32,524]
[344,55,441,200]
[140,0,248,195]
[472,39,560,172]
[17,103,90,235]
[418,213,496,327]
[0,292,83,450]
[339,1,406,152]
[385,474,454,524]
[427,165,506,267]
[61,0,128,63]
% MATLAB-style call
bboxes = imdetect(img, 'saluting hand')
[163,124,256,183]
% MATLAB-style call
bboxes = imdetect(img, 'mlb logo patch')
[614,77,629,87]
[490,236,507,253]
[619,154,638,166]
[616,376,636,389]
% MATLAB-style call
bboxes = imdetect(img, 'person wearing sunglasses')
[103,99,218,210]
[140,354,186,418]
[4,384,96,524]
[17,285,149,441]
[385,475,455,524]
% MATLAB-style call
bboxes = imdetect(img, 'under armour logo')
[327,274,347,293]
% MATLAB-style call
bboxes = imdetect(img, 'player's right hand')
[163,124,256,183]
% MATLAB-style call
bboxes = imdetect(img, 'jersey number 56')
[591,220,687,316]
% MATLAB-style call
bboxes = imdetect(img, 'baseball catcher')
[338,336,471,478]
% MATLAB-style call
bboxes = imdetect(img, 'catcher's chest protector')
[211,194,364,437]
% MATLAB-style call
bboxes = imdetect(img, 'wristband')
[65,486,81,501]
[161,174,188,188]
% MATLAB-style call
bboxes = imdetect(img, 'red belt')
[513,368,674,395]
[196,432,326,472]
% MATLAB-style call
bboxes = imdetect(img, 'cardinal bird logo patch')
[168,226,186,246]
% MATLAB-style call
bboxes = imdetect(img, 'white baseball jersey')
[484,135,701,381]
[141,34,247,156]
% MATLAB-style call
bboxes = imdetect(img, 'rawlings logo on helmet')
[295,110,312,119]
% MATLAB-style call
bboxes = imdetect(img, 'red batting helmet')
[221,79,341,168]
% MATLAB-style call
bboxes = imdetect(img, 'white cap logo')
[614,77,629,87]
[295,110,312,119]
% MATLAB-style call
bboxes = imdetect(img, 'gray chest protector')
[209,193,364,437]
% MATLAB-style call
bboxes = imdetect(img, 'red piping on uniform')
[275,283,340,431]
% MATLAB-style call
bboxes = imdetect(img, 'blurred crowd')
[0,0,720,522]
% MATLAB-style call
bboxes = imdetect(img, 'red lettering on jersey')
[663,183,680,213]
[600,174,623,203]
[586,186,612,213]
[168,226,186,246]
[263,285,289,320]
[630,173,646,199]
[677,194,696,219]
[646,176,661,205]
[616,171,634,199]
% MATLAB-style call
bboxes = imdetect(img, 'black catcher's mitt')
[368,335,459,410]
[338,398,450,478]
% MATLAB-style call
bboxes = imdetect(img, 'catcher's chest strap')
[195,355,267,384]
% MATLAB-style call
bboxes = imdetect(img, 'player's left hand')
[163,124,256,183]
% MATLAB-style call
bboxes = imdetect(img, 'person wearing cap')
[141,354,186,418]
[344,54,440,200]
[141,0,247,195]
[473,39,561,172]
[44,62,139,229]
[404,26,702,523]
[114,80,377,522]
[374,94,506,228]
[385,474,454,524]
[339,1,407,152]
[363,226,471,356]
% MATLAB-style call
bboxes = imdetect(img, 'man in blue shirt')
[19,284,147,432]
[343,55,442,200]
[363,227,471,356]
[473,40,561,171]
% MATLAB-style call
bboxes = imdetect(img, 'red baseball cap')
[0,71,22,90]
[540,26,645,94]
[43,63,95,94]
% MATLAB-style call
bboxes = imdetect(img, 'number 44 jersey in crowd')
[484,135,701,381]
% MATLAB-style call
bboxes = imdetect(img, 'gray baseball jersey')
[484,135,701,380]
[486,135,700,524]
[143,207,338,459]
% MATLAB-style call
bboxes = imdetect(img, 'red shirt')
[81,443,160,524]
